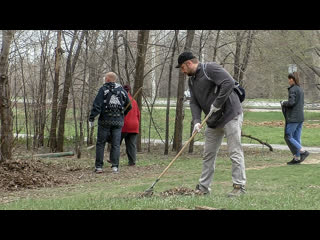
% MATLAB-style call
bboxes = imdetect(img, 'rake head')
[139,187,154,198]
[139,179,160,198]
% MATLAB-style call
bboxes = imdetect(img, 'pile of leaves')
[0,159,68,191]
[160,187,205,197]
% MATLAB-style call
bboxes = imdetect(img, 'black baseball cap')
[175,51,196,68]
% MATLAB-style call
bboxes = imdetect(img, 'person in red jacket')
[121,85,141,166]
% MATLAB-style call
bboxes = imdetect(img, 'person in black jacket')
[281,73,309,165]
[89,72,131,173]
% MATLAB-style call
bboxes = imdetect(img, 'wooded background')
[1,30,320,161]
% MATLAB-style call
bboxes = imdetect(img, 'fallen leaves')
[160,187,205,197]
[0,159,68,191]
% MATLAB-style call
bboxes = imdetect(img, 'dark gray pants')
[121,132,137,165]
[95,124,122,168]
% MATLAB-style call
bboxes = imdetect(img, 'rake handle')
[124,86,142,111]
[156,108,215,181]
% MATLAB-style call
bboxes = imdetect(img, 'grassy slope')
[1,146,320,210]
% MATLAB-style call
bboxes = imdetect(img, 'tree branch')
[241,133,273,151]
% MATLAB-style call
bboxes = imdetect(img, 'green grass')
[140,109,320,147]
[241,111,320,146]
[243,111,320,122]
[1,146,320,210]
[12,106,320,147]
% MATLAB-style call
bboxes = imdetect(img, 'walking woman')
[281,72,309,165]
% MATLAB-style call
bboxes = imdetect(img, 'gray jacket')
[188,62,242,128]
[282,84,304,123]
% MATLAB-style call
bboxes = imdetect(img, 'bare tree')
[57,30,85,152]
[233,31,247,82]
[0,30,15,161]
[133,30,150,152]
[164,30,179,155]
[49,30,63,152]
[86,30,106,146]
[212,30,221,62]
[233,30,257,86]
[13,37,30,150]
[34,30,51,148]
[172,30,195,152]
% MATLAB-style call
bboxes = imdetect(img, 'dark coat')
[188,62,242,128]
[282,84,304,123]
[89,82,131,127]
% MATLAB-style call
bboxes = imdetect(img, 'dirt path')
[246,155,320,171]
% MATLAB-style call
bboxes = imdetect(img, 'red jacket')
[122,93,140,133]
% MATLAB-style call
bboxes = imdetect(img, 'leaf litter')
[0,159,68,191]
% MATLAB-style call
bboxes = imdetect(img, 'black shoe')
[299,151,309,163]
[287,158,300,165]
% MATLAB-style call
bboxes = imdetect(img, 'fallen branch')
[195,206,224,210]
[86,145,95,150]
[33,151,74,158]
[241,133,273,151]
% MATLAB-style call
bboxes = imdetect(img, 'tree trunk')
[123,30,134,84]
[0,30,15,162]
[37,30,50,147]
[111,30,118,73]
[57,30,85,152]
[49,30,62,152]
[146,32,172,153]
[79,31,89,146]
[71,79,80,158]
[86,31,102,146]
[212,30,221,62]
[172,30,195,152]
[164,30,179,155]
[133,30,150,152]
[14,41,30,150]
[239,30,256,85]
[233,31,247,81]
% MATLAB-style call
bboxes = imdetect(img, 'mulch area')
[0,155,163,192]
[0,159,69,191]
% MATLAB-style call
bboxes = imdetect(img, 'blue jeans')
[284,122,303,157]
[95,124,122,168]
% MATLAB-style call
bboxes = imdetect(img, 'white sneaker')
[112,166,119,174]
[95,168,103,174]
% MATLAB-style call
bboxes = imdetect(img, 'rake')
[141,107,216,197]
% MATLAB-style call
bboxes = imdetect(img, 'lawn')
[140,109,320,147]
[3,100,319,210]
[1,145,320,210]
[12,107,320,147]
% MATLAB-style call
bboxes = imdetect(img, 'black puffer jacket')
[282,84,304,123]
